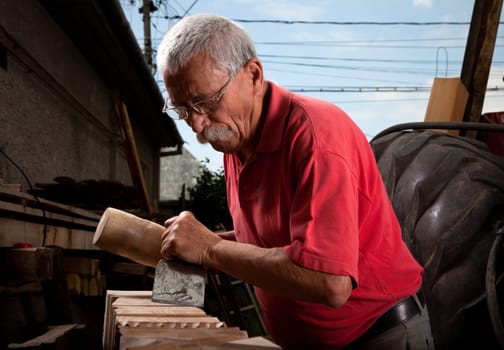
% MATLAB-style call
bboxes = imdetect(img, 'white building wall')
[160,147,201,201]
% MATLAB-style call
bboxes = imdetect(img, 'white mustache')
[197,127,236,144]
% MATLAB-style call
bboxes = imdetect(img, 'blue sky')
[121,0,503,172]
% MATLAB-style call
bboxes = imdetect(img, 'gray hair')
[157,14,257,77]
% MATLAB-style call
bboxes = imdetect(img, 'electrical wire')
[259,54,504,66]
[265,68,423,85]
[127,2,504,110]
[0,149,48,246]
[255,37,473,45]
[161,17,503,26]
[260,54,458,65]
[149,35,503,45]
[256,42,473,49]
[262,59,456,75]
[180,0,199,18]
[334,97,429,104]
[288,86,431,93]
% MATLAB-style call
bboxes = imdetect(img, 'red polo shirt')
[224,82,422,349]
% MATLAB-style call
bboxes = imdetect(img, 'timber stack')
[102,290,281,349]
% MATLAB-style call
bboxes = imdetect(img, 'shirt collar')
[256,81,292,153]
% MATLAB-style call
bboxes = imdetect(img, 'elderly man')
[156,14,434,350]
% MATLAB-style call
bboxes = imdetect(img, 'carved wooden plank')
[103,290,153,350]
[116,316,224,329]
[112,297,167,307]
[203,337,282,349]
[102,290,271,350]
[125,337,280,350]
[119,327,248,350]
[115,306,206,317]
[123,334,249,350]
[118,327,245,340]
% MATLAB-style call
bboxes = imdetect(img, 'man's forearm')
[206,239,352,307]
[214,230,236,241]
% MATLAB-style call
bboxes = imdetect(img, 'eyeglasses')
[162,74,234,120]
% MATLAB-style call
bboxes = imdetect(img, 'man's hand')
[160,211,222,266]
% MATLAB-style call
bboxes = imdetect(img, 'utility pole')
[461,0,503,123]
[140,0,158,72]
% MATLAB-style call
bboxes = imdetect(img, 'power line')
[255,42,475,49]
[234,20,499,26]
[289,86,431,93]
[259,54,451,64]
[290,86,503,93]
[260,54,504,66]
[252,36,503,48]
[181,0,199,17]
[262,59,457,75]
[170,0,187,13]
[333,91,502,105]
[266,68,425,85]
[127,3,504,99]
[255,36,499,48]
[159,17,503,26]
[335,97,429,104]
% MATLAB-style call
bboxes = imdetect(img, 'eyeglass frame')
[162,73,235,120]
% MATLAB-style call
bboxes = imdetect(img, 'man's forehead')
[165,67,228,103]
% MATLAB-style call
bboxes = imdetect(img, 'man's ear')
[246,58,264,94]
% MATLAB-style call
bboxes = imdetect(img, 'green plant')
[187,160,233,231]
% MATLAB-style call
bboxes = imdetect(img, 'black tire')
[371,130,504,350]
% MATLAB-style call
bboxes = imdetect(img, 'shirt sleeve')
[284,147,360,285]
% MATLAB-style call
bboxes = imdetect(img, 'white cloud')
[242,0,326,21]
[413,0,433,8]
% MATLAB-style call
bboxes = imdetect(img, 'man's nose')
[187,111,211,133]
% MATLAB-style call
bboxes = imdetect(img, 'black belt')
[357,293,423,343]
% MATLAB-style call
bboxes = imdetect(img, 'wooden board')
[205,337,282,349]
[103,290,153,350]
[119,327,246,341]
[103,290,279,350]
[114,306,206,317]
[114,101,154,216]
[0,187,101,222]
[120,328,248,350]
[112,297,169,308]
[0,186,100,249]
[7,324,81,348]
[0,217,97,249]
[116,315,224,328]
[0,199,98,230]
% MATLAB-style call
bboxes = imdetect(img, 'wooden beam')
[0,187,100,222]
[0,200,98,231]
[7,324,81,348]
[114,101,154,216]
[461,0,503,123]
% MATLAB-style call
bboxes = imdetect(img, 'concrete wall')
[160,147,201,202]
[0,0,159,207]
